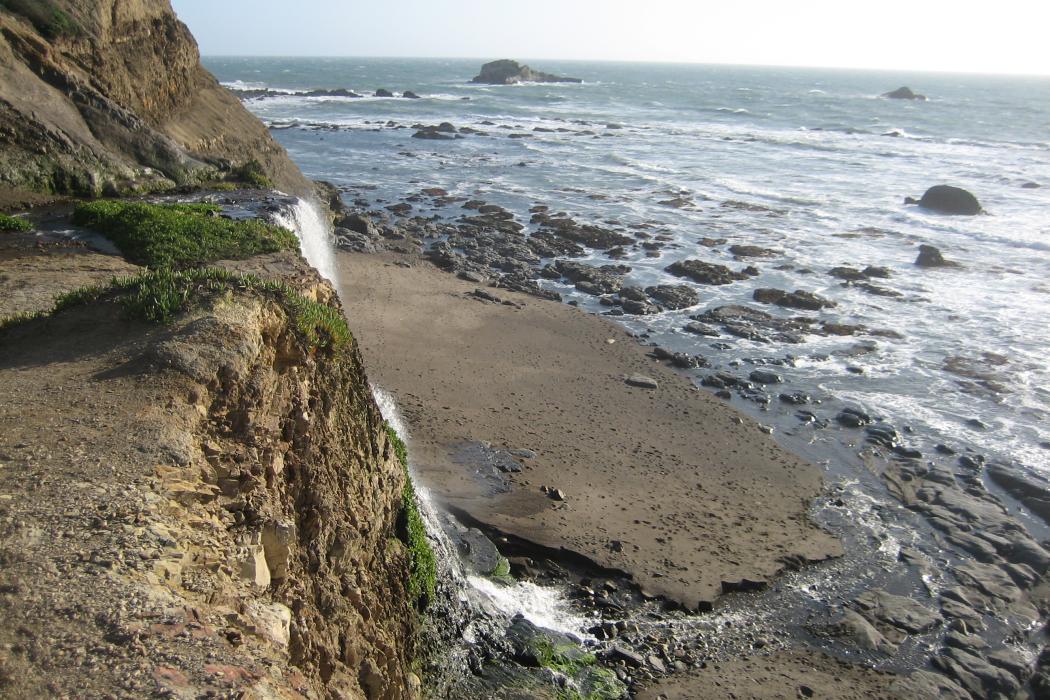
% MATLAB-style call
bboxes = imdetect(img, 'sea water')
[206,57,1050,481]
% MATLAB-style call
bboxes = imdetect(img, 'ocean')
[204,56,1050,485]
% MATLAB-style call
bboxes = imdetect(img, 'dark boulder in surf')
[915,244,960,268]
[374,88,395,97]
[470,59,582,85]
[883,86,927,100]
[906,185,983,215]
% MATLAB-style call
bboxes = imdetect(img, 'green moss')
[231,160,275,189]
[386,423,437,610]
[555,667,625,700]
[535,640,597,676]
[0,213,33,232]
[72,200,298,269]
[491,556,512,580]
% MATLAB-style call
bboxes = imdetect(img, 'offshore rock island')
[2,3,1050,700]
[470,59,583,85]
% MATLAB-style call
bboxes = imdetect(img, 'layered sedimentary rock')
[0,0,310,195]
[0,251,421,698]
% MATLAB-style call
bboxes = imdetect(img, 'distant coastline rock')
[905,185,983,215]
[402,91,421,99]
[374,88,395,97]
[883,86,927,100]
[469,59,582,85]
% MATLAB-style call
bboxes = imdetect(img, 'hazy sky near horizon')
[171,0,1050,75]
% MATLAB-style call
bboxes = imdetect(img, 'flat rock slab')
[336,251,842,610]
[625,374,659,389]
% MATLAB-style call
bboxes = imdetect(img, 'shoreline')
[334,249,842,612]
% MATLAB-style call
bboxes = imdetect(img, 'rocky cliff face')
[0,250,421,698]
[0,0,310,196]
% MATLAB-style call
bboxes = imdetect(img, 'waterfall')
[272,198,337,282]
[370,385,594,638]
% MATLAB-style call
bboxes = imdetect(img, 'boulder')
[645,284,699,309]
[625,375,658,389]
[915,244,959,268]
[883,86,927,100]
[908,185,983,215]
[853,588,940,635]
[374,88,394,97]
[336,213,380,239]
[666,259,755,285]
[402,91,421,99]
[470,59,582,85]
[752,288,836,310]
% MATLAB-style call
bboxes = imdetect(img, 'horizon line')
[196,53,1050,79]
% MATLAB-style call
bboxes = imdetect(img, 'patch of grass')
[52,283,108,314]
[386,423,437,610]
[231,160,274,189]
[0,213,32,232]
[0,268,350,350]
[0,0,80,39]
[0,310,45,333]
[71,200,298,269]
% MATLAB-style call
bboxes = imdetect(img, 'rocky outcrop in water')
[907,185,983,215]
[0,0,310,196]
[883,86,927,100]
[915,244,960,268]
[470,59,582,85]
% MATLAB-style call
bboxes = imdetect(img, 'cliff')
[0,0,311,196]
[0,240,422,698]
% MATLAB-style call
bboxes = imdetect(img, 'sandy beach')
[335,250,842,611]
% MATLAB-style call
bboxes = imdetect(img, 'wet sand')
[336,251,841,610]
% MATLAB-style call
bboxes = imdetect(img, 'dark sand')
[336,251,841,610]
[636,649,897,699]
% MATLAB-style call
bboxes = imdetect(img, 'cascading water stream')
[271,197,338,282]
[370,385,594,638]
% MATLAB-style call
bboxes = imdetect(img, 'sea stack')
[469,59,582,85]
[883,86,927,100]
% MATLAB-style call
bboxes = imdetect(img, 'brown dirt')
[335,251,842,611]
[0,242,421,699]
[0,230,139,317]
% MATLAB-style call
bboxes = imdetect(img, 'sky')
[171,0,1050,76]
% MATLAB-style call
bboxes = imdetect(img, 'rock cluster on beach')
[470,59,582,85]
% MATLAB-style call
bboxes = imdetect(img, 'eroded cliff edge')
[0,0,310,196]
[0,247,422,699]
